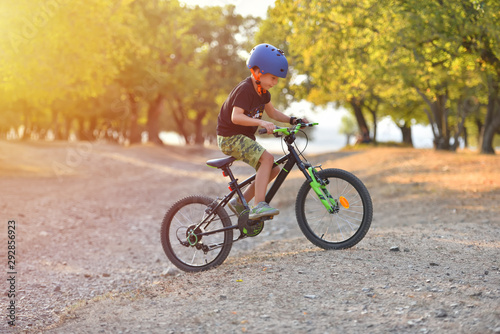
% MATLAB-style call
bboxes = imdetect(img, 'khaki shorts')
[217,134,265,170]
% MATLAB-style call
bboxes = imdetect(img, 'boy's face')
[259,73,279,91]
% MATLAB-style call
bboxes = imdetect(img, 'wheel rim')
[168,203,227,268]
[303,176,365,244]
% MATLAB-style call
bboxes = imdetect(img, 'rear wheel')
[296,168,372,249]
[161,196,233,272]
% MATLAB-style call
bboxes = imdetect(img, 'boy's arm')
[264,102,290,123]
[232,107,276,133]
[265,102,309,124]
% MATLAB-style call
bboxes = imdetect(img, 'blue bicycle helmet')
[247,43,288,78]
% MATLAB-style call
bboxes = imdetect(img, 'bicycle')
[160,122,373,272]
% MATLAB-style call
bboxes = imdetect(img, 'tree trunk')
[349,97,370,142]
[369,109,377,144]
[171,96,190,144]
[89,116,97,141]
[21,107,31,140]
[463,126,468,148]
[62,115,71,141]
[398,121,413,147]
[434,94,451,150]
[345,134,351,146]
[194,109,207,145]
[415,88,451,150]
[450,97,474,152]
[480,79,500,154]
[475,118,483,148]
[52,109,62,140]
[147,93,164,145]
[128,93,141,144]
[76,117,85,140]
[366,96,380,144]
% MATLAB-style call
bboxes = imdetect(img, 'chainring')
[237,210,265,237]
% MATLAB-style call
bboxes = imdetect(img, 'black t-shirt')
[217,77,271,140]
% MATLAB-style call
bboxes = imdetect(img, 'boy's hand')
[291,117,310,125]
[260,120,276,134]
[299,117,310,124]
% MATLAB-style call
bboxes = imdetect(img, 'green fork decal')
[308,167,337,213]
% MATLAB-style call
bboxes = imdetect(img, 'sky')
[180,0,273,18]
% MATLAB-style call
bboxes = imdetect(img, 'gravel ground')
[1,140,499,333]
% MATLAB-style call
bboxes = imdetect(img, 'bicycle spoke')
[337,213,360,230]
[190,250,197,265]
[335,216,346,241]
[297,168,372,249]
[161,196,233,272]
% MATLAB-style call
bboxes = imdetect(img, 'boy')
[216,43,307,220]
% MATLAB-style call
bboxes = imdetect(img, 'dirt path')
[1,141,499,333]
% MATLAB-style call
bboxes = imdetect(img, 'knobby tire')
[295,168,373,250]
[160,195,233,272]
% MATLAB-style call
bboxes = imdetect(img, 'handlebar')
[258,122,318,136]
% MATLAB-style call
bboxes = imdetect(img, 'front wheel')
[296,168,373,249]
[161,195,233,272]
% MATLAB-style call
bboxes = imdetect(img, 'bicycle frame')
[193,150,296,239]
[195,131,337,240]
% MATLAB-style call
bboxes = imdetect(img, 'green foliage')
[262,0,500,152]
[0,1,257,143]
[2,0,498,151]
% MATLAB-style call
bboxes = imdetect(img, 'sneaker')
[228,198,245,216]
[249,202,279,220]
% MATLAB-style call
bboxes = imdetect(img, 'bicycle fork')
[307,166,338,214]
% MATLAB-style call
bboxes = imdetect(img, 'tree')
[339,114,357,146]
[118,0,190,145]
[254,6,294,110]
[261,0,499,153]
[185,5,252,144]
[263,0,401,143]
[391,0,500,152]
[0,0,133,139]
[0,1,270,146]
[460,0,500,153]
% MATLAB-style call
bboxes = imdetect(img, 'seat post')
[222,165,237,184]
[223,165,250,209]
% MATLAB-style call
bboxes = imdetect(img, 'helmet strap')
[250,68,267,95]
